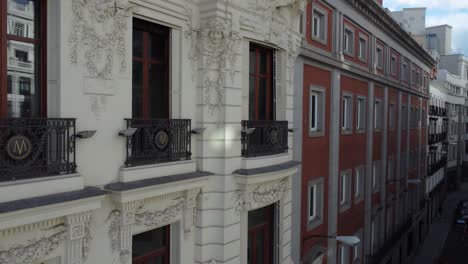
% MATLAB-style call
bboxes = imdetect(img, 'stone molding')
[233,178,289,212]
[108,188,201,264]
[0,211,93,264]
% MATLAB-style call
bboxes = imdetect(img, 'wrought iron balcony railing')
[124,119,191,167]
[241,120,288,158]
[0,118,77,182]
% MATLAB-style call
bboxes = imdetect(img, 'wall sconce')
[74,130,97,139]
[119,128,138,137]
[191,128,207,134]
[242,128,256,135]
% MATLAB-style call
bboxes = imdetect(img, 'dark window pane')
[133,30,143,58]
[255,231,265,263]
[260,51,268,74]
[309,186,315,217]
[132,226,168,259]
[311,95,316,128]
[7,76,12,94]
[148,64,168,118]
[149,32,165,61]
[7,0,36,38]
[249,49,256,74]
[249,77,256,120]
[258,78,267,120]
[132,61,143,118]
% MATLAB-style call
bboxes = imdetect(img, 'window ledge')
[355,129,366,134]
[339,202,351,213]
[307,216,323,231]
[120,159,196,183]
[309,130,325,138]
[311,36,327,46]
[0,173,84,203]
[341,129,353,135]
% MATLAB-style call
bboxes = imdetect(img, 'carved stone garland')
[0,212,93,264]
[233,178,289,212]
[69,0,130,79]
[186,15,240,117]
[108,189,201,264]
[69,0,132,118]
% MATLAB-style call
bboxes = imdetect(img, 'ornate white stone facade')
[0,0,302,263]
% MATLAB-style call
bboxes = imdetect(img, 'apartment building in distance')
[294,0,436,263]
[391,8,468,188]
[0,0,306,263]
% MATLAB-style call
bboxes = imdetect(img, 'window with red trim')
[132,18,170,119]
[249,44,275,121]
[132,225,170,264]
[1,0,47,118]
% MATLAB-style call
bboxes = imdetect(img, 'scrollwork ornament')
[0,231,66,264]
[135,199,185,227]
[186,18,240,116]
[233,179,289,212]
[69,0,131,79]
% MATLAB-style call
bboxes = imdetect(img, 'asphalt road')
[413,182,468,264]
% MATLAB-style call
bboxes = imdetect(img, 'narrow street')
[414,182,468,263]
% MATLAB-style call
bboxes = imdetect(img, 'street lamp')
[303,235,360,247]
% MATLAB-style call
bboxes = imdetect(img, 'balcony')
[241,120,288,158]
[124,119,191,167]
[0,118,77,182]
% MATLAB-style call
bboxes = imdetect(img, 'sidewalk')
[413,182,468,264]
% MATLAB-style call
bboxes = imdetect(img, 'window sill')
[307,216,323,231]
[354,196,364,205]
[339,202,351,213]
[311,36,328,46]
[341,129,353,135]
[344,51,354,57]
[309,130,325,138]
[355,129,366,134]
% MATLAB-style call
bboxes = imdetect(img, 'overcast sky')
[385,0,468,56]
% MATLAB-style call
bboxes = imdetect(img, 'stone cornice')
[345,0,436,67]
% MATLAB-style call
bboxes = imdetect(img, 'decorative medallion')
[269,128,279,145]
[154,131,170,150]
[6,135,32,160]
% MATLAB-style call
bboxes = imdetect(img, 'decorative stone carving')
[69,0,132,119]
[0,231,66,264]
[234,178,289,212]
[135,198,185,226]
[66,212,93,264]
[186,17,240,116]
[69,0,131,79]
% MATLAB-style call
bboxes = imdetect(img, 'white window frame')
[389,103,395,130]
[308,184,317,221]
[309,86,325,137]
[340,245,350,264]
[310,91,318,132]
[374,99,382,130]
[340,170,352,212]
[343,27,354,56]
[390,55,397,76]
[307,178,324,230]
[402,62,408,81]
[342,93,353,134]
[372,160,380,192]
[356,96,366,132]
[354,166,364,203]
[311,5,328,44]
[358,34,368,62]
[376,45,383,70]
